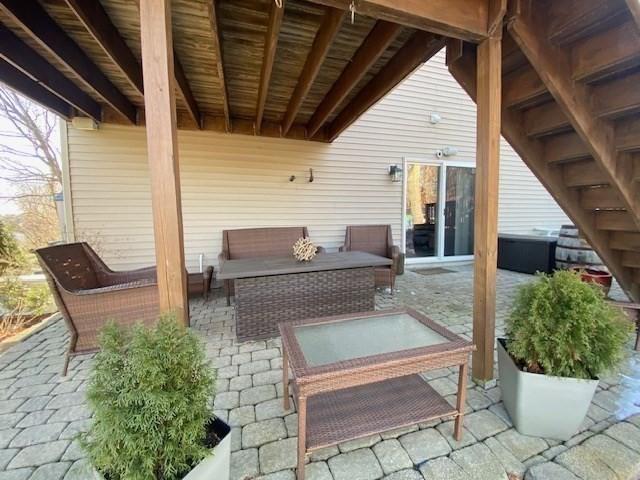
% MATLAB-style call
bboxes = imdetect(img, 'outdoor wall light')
[388,165,402,182]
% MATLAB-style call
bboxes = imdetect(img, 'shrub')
[0,277,50,314]
[0,221,26,275]
[0,277,52,339]
[82,315,216,480]
[506,269,632,380]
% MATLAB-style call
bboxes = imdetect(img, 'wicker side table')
[279,309,475,480]
[188,266,214,300]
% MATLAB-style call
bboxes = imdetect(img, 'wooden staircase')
[448,0,640,302]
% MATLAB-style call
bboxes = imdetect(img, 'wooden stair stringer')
[447,46,639,302]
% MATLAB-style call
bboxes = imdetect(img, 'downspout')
[59,120,76,242]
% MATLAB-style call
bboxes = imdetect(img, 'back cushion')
[39,245,99,291]
[349,226,389,257]
[226,227,307,259]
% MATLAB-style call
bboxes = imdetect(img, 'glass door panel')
[444,166,475,257]
[405,164,440,258]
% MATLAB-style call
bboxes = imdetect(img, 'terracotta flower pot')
[571,267,613,296]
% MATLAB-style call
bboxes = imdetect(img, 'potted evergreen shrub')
[498,270,632,440]
[81,315,231,479]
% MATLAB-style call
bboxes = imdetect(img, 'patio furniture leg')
[297,396,307,480]
[62,332,78,376]
[454,361,468,440]
[283,346,290,410]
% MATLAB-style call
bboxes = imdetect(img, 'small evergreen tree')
[506,270,632,380]
[82,315,215,480]
[0,221,25,275]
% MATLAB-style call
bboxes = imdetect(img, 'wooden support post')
[473,35,501,382]
[139,0,188,325]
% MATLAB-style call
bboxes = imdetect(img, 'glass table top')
[293,313,448,367]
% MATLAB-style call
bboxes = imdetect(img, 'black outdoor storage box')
[497,234,557,274]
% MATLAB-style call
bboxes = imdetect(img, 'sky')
[0,94,61,216]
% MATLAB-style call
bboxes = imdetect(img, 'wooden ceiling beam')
[64,0,143,95]
[208,0,230,132]
[627,0,640,31]
[0,0,137,123]
[174,55,201,128]
[282,7,345,135]
[448,46,636,300]
[307,20,402,138]
[0,58,73,119]
[547,0,629,46]
[255,0,284,134]
[509,5,640,231]
[327,31,444,141]
[571,20,640,83]
[305,0,488,42]
[0,23,101,120]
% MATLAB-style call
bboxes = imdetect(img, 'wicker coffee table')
[279,309,475,480]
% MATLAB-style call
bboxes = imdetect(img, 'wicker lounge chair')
[340,225,400,290]
[36,242,160,375]
[219,227,316,306]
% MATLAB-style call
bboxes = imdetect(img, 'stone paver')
[7,440,69,469]
[372,440,413,474]
[399,429,451,463]
[328,448,383,480]
[555,445,617,480]
[463,410,509,441]
[495,429,548,462]
[9,423,66,448]
[603,421,640,452]
[231,448,259,480]
[242,418,287,448]
[0,269,638,480]
[383,469,423,480]
[450,443,507,480]
[525,462,580,480]
[419,456,470,480]
[305,461,333,480]
[259,438,298,474]
[29,461,71,480]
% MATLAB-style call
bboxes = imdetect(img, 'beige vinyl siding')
[67,51,569,270]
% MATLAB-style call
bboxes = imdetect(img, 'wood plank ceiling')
[0,0,639,300]
[448,0,640,301]
[0,0,443,141]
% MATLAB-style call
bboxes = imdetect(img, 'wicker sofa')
[36,242,160,375]
[218,226,320,305]
[339,225,400,290]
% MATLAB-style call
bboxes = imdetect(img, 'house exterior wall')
[64,51,569,271]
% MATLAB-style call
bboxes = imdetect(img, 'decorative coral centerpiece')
[293,237,317,262]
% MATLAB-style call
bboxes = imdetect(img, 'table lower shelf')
[303,374,458,451]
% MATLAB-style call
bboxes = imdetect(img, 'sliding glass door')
[403,160,475,262]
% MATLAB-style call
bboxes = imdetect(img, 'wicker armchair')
[340,225,400,290]
[36,242,160,375]
[219,227,319,305]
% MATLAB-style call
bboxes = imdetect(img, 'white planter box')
[184,418,231,480]
[94,418,231,480]
[497,339,598,440]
